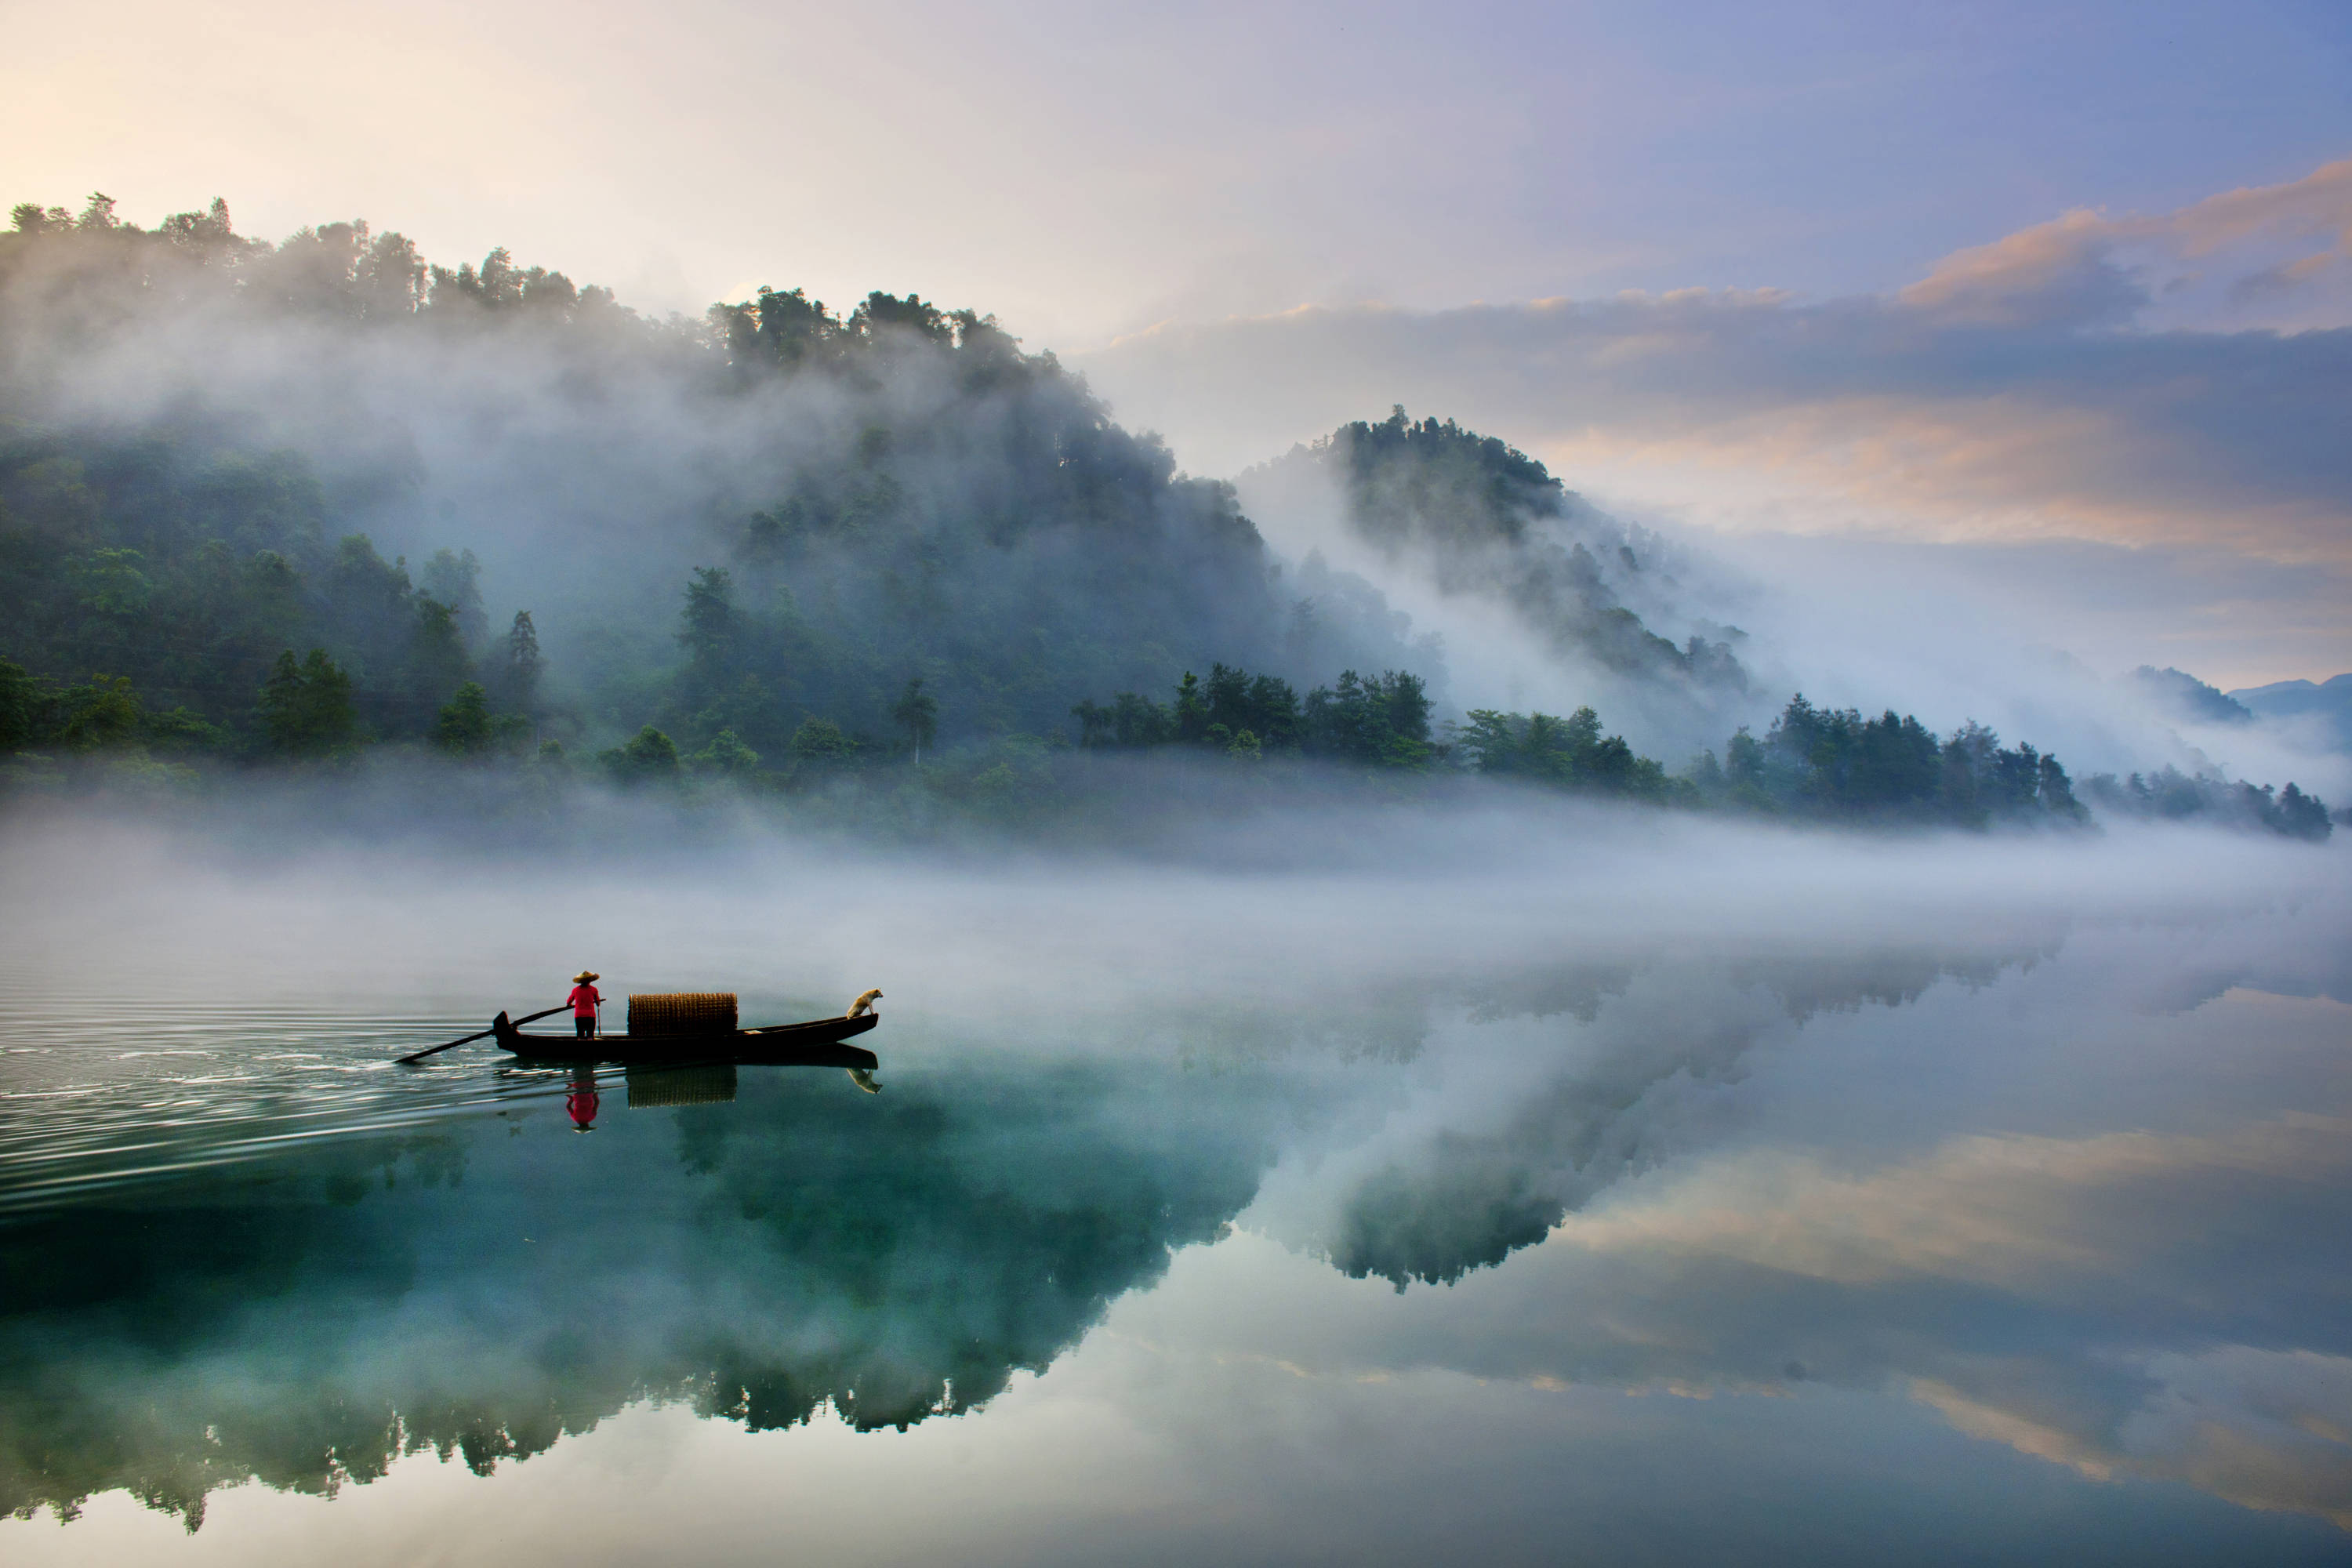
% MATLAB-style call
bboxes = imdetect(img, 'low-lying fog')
[8,795,2342,1029]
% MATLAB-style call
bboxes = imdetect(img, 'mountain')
[0,195,1426,763]
[2128,666,2253,725]
[2229,673,2352,752]
[1243,408,1747,691]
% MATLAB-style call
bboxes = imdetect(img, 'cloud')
[1896,159,2352,328]
[1082,161,2352,624]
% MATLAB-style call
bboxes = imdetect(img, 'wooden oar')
[396,1004,568,1065]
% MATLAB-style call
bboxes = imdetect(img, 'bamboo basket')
[627,992,739,1036]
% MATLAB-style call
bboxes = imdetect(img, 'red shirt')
[568,983,601,1016]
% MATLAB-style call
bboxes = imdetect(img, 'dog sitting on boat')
[847,988,883,1018]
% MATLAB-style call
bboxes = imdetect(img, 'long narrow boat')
[491,1008,879,1068]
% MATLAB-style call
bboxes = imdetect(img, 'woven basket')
[627,992,739,1036]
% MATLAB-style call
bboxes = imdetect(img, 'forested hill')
[1242,408,1748,692]
[0,194,2333,843]
[0,193,1424,768]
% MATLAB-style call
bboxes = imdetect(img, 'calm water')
[2,816,2349,1565]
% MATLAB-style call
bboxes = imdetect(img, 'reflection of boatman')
[567,971,602,1039]
[566,1067,600,1132]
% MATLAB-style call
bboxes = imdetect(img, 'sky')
[5,0,2350,684]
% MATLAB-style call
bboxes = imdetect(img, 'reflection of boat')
[492,1009,879,1068]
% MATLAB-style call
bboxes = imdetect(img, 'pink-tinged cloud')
[1084,160,2352,577]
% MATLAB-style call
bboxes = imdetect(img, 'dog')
[847,988,883,1018]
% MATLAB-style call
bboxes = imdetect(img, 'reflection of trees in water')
[670,1062,1266,1432]
[0,1134,459,1530]
[0,1063,1275,1531]
[1733,944,2049,1024]
[1330,944,2058,1290]
[0,940,2100,1530]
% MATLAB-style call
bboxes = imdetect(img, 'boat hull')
[493,1009,879,1067]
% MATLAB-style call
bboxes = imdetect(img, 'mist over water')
[2,800,2347,1563]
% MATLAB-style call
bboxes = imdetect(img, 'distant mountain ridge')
[2229,673,2352,751]
[2129,666,2252,725]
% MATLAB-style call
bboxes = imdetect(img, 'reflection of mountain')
[1330,945,2055,1290]
[0,1060,1276,1530]
[16,930,2318,1535]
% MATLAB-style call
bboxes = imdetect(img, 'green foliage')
[1073,662,1431,769]
[1205,663,1301,750]
[1294,406,1745,686]
[692,728,760,776]
[55,674,143,751]
[1457,706,1671,800]
[890,677,938,763]
[499,610,542,715]
[0,659,37,751]
[2081,767,2332,840]
[419,548,485,647]
[1676,695,2090,829]
[786,717,858,764]
[600,725,680,784]
[260,649,358,759]
[433,681,494,757]
[1305,670,1434,768]
[70,547,153,615]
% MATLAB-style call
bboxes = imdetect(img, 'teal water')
[2,821,2348,1565]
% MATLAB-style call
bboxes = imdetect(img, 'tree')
[2273,782,2332,840]
[601,726,680,784]
[0,659,40,751]
[420,549,485,647]
[258,649,358,759]
[788,717,859,766]
[408,598,472,710]
[71,549,153,616]
[56,676,143,751]
[434,682,494,757]
[503,611,543,714]
[891,677,938,764]
[678,567,736,703]
[692,728,761,777]
[1172,672,1209,743]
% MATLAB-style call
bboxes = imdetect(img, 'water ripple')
[0,1003,593,1214]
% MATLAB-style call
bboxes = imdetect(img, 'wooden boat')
[491,1008,879,1068]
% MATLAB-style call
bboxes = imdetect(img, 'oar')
[396,1004,568,1065]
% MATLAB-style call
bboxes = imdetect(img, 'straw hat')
[574,970,599,983]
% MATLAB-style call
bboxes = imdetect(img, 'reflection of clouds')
[1558,1112,2352,1291]
[1160,962,2352,1535]
[1308,943,2056,1289]
[1568,1109,2352,1530]
[1496,1104,2352,1530]
[1918,1349,2352,1530]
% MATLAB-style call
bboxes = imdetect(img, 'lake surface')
[2,811,2349,1565]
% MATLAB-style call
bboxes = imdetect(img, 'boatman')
[567,971,602,1039]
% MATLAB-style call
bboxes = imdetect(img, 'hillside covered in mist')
[0,194,2333,842]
